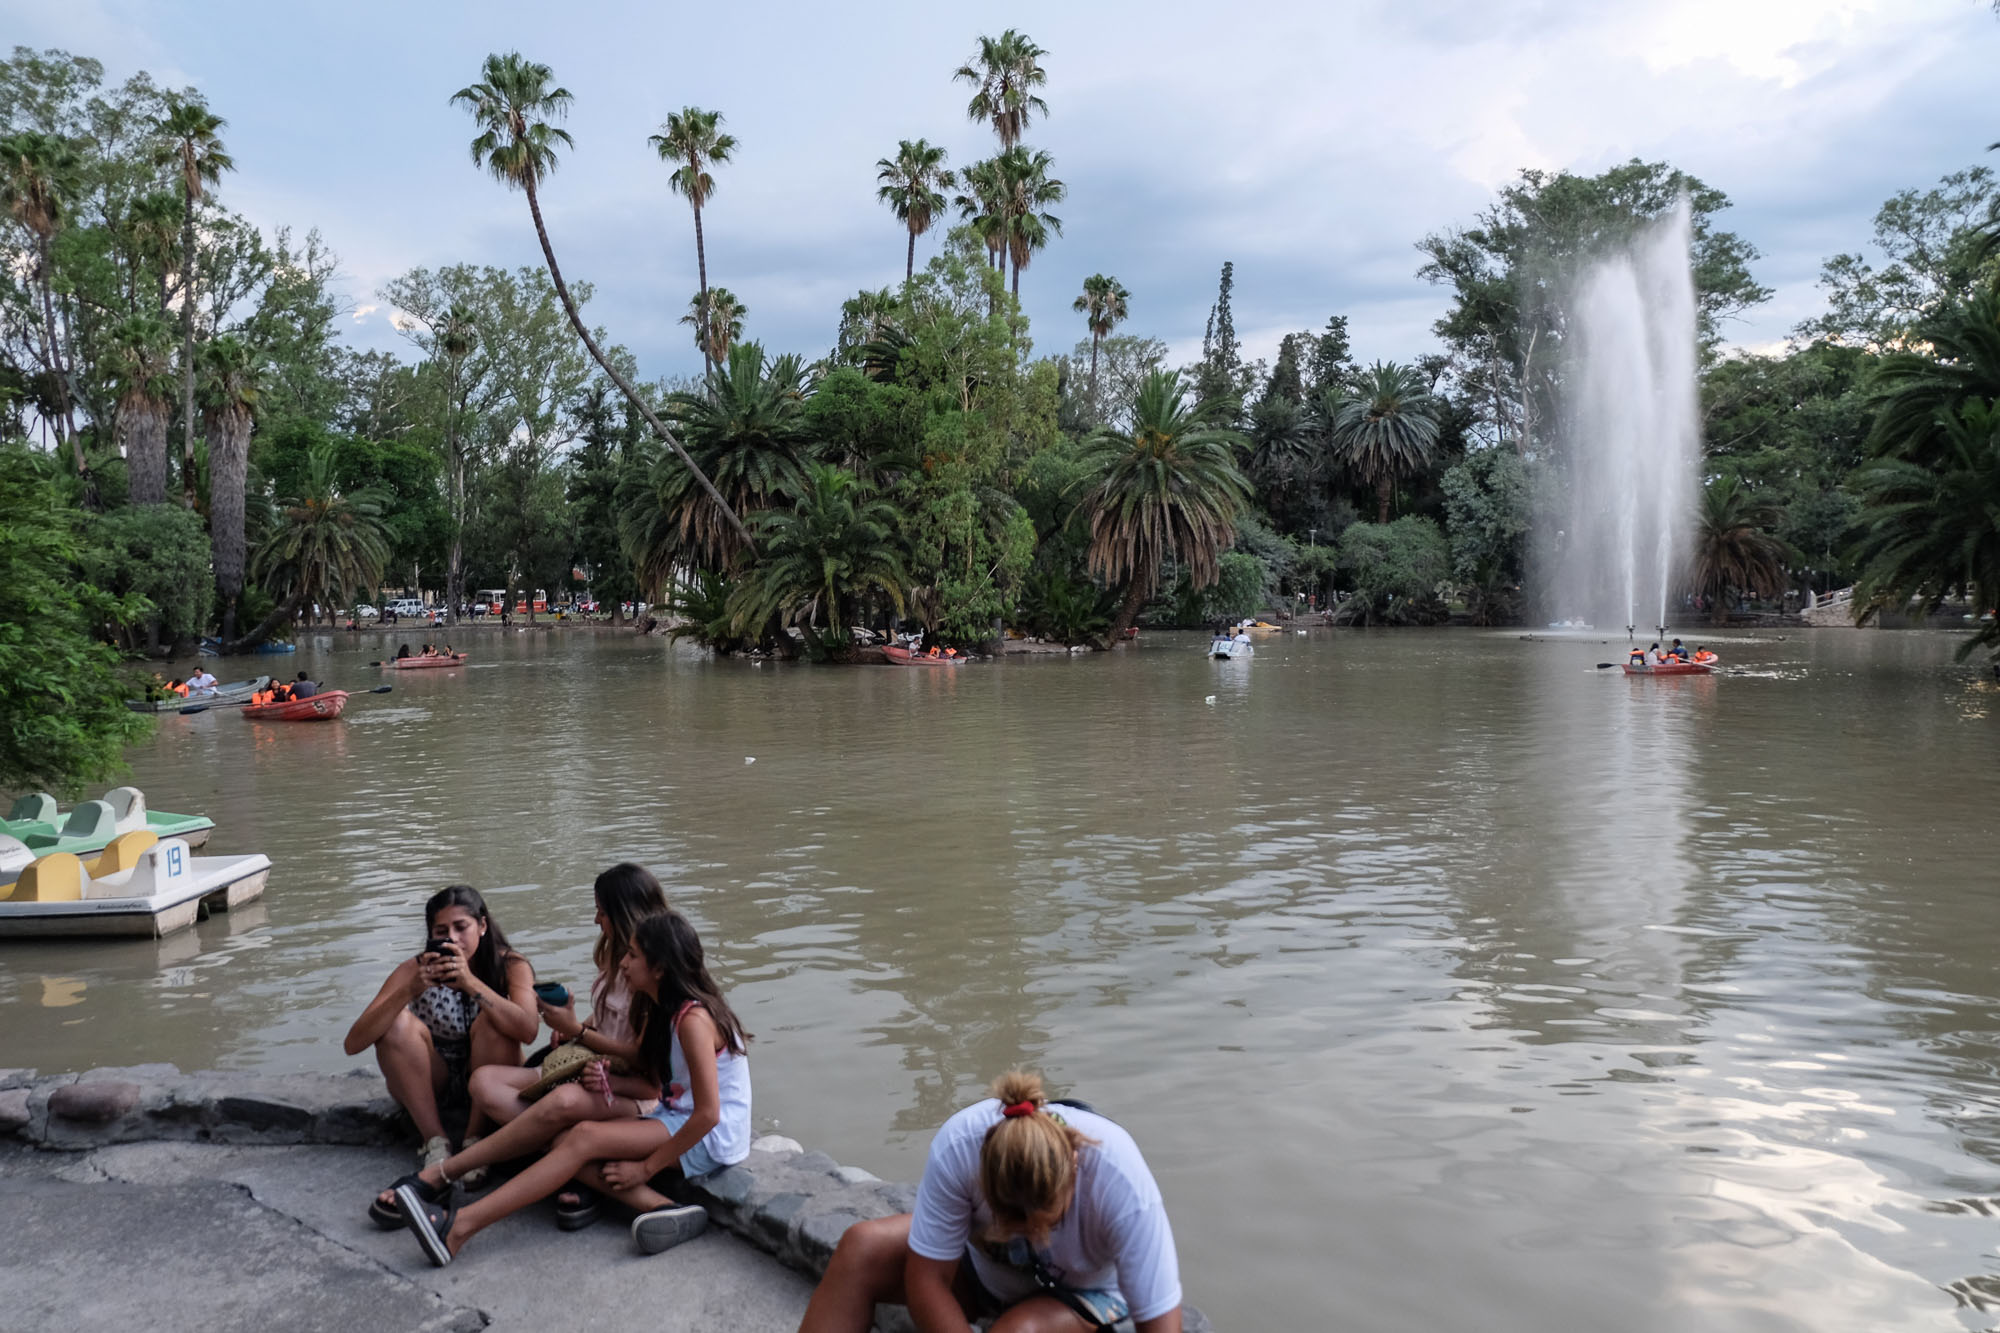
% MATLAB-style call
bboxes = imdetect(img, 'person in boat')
[290,672,320,700]
[345,885,539,1175]
[421,642,435,657]
[164,677,190,698]
[391,909,749,1266]
[1693,646,1718,665]
[378,863,671,1229]
[396,644,413,660]
[186,667,218,695]
[1668,639,1690,662]
[440,643,454,656]
[797,1069,1183,1333]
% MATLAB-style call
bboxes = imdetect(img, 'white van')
[387,598,427,618]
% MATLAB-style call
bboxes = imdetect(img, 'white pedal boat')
[1209,636,1255,660]
[0,832,271,938]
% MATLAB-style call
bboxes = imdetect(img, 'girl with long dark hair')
[344,886,539,1172]
[394,909,752,1263]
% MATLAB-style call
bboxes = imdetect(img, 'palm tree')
[452,53,746,550]
[631,342,814,576]
[153,98,234,510]
[876,139,953,283]
[649,107,737,383]
[438,302,478,625]
[680,287,746,366]
[106,314,174,505]
[726,463,908,656]
[1332,361,1443,523]
[952,157,1009,276]
[252,442,392,630]
[954,30,1050,149]
[0,130,88,498]
[995,146,1065,298]
[1689,476,1791,624]
[1072,273,1130,395]
[1077,369,1251,639]
[126,189,183,320]
[198,335,260,645]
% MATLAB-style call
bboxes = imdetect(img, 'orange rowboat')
[883,645,965,666]
[242,690,349,721]
[1621,660,1716,676]
[384,653,467,669]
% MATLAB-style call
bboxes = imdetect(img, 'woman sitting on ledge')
[797,1070,1184,1333]
[344,885,538,1175]
[391,909,751,1264]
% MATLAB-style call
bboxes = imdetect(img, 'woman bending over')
[344,885,538,1171]
[394,908,752,1262]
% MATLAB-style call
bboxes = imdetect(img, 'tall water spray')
[1548,201,1701,635]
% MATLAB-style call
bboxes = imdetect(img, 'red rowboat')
[883,645,966,666]
[242,690,349,721]
[385,653,467,669]
[1621,660,1717,676]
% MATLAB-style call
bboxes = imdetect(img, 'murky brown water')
[7,626,2000,1330]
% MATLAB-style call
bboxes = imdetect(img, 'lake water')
[7,626,1999,1330]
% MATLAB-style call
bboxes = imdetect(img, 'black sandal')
[554,1184,602,1231]
[368,1171,448,1230]
[395,1180,458,1267]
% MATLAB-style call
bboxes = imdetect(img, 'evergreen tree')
[566,384,640,623]
[1195,261,1243,416]
[1307,315,1354,391]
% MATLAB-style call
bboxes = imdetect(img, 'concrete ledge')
[9,1064,1215,1331]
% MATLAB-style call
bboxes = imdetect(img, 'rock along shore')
[0,1065,1213,1332]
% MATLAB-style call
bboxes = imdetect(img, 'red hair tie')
[1001,1100,1037,1118]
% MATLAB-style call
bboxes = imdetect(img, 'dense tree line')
[3,35,1997,788]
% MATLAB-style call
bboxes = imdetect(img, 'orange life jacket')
[170,681,189,696]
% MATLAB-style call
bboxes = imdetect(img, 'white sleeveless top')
[664,1001,751,1167]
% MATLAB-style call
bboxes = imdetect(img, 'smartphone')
[532,981,570,1007]
[423,936,450,956]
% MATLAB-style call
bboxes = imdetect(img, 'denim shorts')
[966,1246,1132,1330]
[645,1105,722,1178]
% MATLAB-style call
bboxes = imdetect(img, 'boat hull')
[242,690,349,721]
[0,857,270,939]
[883,646,965,666]
[127,676,271,713]
[1209,638,1254,660]
[385,653,467,669]
[1621,662,1715,676]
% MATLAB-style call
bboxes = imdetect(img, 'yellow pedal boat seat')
[2,852,83,902]
[87,830,158,877]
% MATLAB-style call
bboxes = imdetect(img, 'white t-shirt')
[187,671,218,693]
[907,1100,1181,1322]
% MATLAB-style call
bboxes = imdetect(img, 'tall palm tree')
[106,314,174,505]
[1332,361,1443,523]
[198,335,259,645]
[253,442,392,628]
[649,107,737,383]
[1077,369,1251,638]
[632,342,814,575]
[126,189,183,320]
[996,146,1064,298]
[952,157,1009,276]
[1072,273,1130,395]
[438,302,478,625]
[0,129,88,498]
[680,287,746,366]
[726,463,908,656]
[1690,475,1791,624]
[876,139,953,283]
[453,54,746,549]
[153,98,234,510]
[954,30,1050,149]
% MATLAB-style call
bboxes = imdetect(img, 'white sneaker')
[632,1204,708,1255]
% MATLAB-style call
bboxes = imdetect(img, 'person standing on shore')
[797,1070,1184,1333]
[344,886,539,1174]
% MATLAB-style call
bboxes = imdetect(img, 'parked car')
[352,604,378,619]
[387,598,426,618]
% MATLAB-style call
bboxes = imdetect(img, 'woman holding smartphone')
[345,885,539,1180]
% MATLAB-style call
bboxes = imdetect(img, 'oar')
[179,684,392,715]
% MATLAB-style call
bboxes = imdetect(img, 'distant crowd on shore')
[347,871,1184,1332]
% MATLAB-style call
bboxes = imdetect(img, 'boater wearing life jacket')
[1628,647,1647,666]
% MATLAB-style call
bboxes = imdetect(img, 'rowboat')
[1621,659,1717,676]
[242,690,348,721]
[4,788,214,853]
[1210,636,1254,660]
[384,653,467,669]
[883,645,966,666]
[0,833,271,938]
[127,675,270,713]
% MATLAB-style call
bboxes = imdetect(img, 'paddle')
[179,684,392,716]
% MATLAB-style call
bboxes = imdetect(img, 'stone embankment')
[2,1065,1214,1332]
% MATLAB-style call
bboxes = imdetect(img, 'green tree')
[152,96,233,508]
[105,313,174,505]
[1335,517,1452,625]
[681,286,746,366]
[954,30,1050,150]
[0,443,150,793]
[1072,273,1129,398]
[199,333,259,645]
[1440,446,1532,624]
[251,441,390,631]
[995,145,1064,298]
[876,138,953,284]
[0,128,87,493]
[649,106,737,383]
[1689,475,1790,624]
[77,502,213,652]
[1333,361,1444,523]
[727,463,908,657]
[567,385,641,623]
[452,52,744,550]
[1077,368,1251,639]
[1800,166,1999,346]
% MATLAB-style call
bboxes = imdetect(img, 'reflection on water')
[3,627,1998,1330]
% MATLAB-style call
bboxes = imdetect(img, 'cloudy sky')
[9,0,1997,379]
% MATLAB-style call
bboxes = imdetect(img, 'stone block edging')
[4,1065,1213,1331]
